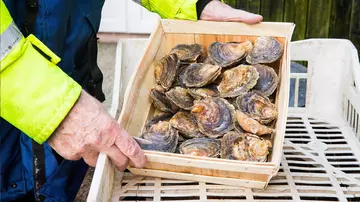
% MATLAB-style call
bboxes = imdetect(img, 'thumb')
[200,0,263,24]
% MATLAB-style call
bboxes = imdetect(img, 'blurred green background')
[224,0,360,52]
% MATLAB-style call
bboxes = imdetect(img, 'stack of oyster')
[139,36,283,162]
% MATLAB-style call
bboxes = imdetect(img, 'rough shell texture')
[236,91,277,124]
[154,53,179,90]
[145,112,173,130]
[209,41,253,68]
[188,85,220,100]
[149,85,179,113]
[220,131,272,162]
[169,44,205,63]
[170,111,205,138]
[165,87,194,110]
[253,64,279,96]
[139,121,179,153]
[179,138,221,157]
[217,65,259,97]
[183,63,221,87]
[191,97,235,138]
[174,64,189,88]
[246,36,283,64]
[235,110,275,136]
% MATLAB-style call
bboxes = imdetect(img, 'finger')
[83,149,99,167]
[104,145,130,171]
[230,9,263,24]
[114,128,147,168]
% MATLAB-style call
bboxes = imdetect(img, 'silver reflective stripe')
[0,21,23,61]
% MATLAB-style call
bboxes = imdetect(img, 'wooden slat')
[306,0,332,38]
[284,0,309,41]
[329,0,353,38]
[260,0,285,22]
[236,0,261,14]
[350,0,360,52]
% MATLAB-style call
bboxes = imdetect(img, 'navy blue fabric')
[1,0,105,201]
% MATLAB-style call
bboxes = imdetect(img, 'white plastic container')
[87,38,360,202]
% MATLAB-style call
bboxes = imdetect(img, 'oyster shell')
[170,111,205,138]
[188,85,220,100]
[145,112,173,130]
[220,131,272,162]
[169,44,205,63]
[182,63,221,87]
[165,87,194,110]
[191,97,235,138]
[217,65,259,97]
[154,53,179,90]
[246,36,283,64]
[209,41,253,68]
[179,138,221,157]
[149,85,179,113]
[236,91,277,124]
[235,110,275,136]
[253,64,279,96]
[139,121,179,153]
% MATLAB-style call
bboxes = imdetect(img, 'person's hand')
[200,0,263,24]
[48,90,146,171]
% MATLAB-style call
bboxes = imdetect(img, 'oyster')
[149,85,179,113]
[165,87,194,110]
[191,97,235,138]
[145,112,173,130]
[220,131,272,162]
[209,41,253,68]
[188,85,220,100]
[246,36,283,64]
[174,64,189,87]
[182,63,221,87]
[235,110,275,136]
[179,138,221,157]
[169,44,205,63]
[139,121,179,153]
[154,53,179,90]
[236,91,277,124]
[253,64,279,96]
[170,111,205,138]
[217,65,259,97]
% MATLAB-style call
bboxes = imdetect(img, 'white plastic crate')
[87,38,360,202]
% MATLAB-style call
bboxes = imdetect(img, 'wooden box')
[119,19,295,189]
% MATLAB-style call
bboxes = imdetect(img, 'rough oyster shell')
[183,63,221,87]
[191,97,235,138]
[170,111,205,138]
[217,65,259,97]
[209,41,253,68]
[235,110,275,136]
[253,64,279,96]
[179,138,221,157]
[220,131,272,162]
[139,121,179,153]
[169,44,205,63]
[149,85,179,113]
[188,85,220,100]
[236,91,277,124]
[145,112,173,130]
[246,36,283,64]
[154,53,179,90]
[165,87,194,110]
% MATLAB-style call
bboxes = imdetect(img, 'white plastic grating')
[111,114,360,202]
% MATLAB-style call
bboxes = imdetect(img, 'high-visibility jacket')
[0,0,199,201]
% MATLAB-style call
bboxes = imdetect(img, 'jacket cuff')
[1,39,82,144]
[141,0,199,20]
[196,0,211,19]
